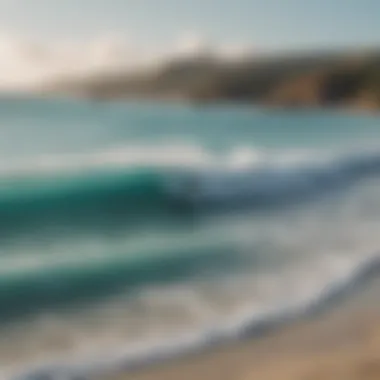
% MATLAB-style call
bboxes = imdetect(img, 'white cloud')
[0,32,141,89]
[0,31,256,90]
[174,32,213,57]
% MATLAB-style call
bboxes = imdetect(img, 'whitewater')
[1,99,380,380]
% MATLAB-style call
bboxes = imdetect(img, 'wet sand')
[105,288,380,380]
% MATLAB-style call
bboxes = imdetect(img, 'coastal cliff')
[43,49,380,111]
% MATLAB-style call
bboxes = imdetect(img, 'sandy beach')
[105,287,380,380]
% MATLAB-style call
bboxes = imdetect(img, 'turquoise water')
[2,99,380,379]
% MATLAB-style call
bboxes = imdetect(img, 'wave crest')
[2,145,380,230]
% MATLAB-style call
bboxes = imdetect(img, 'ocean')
[2,98,380,379]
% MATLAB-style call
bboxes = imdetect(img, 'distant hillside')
[43,49,380,111]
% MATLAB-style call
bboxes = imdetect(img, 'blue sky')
[0,0,380,51]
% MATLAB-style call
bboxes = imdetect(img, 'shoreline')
[12,255,380,380]
[104,280,380,380]
[77,256,380,380]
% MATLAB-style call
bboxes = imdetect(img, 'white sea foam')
[4,189,380,379]
[6,251,380,380]
[0,141,355,176]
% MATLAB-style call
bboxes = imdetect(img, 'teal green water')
[2,99,380,379]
